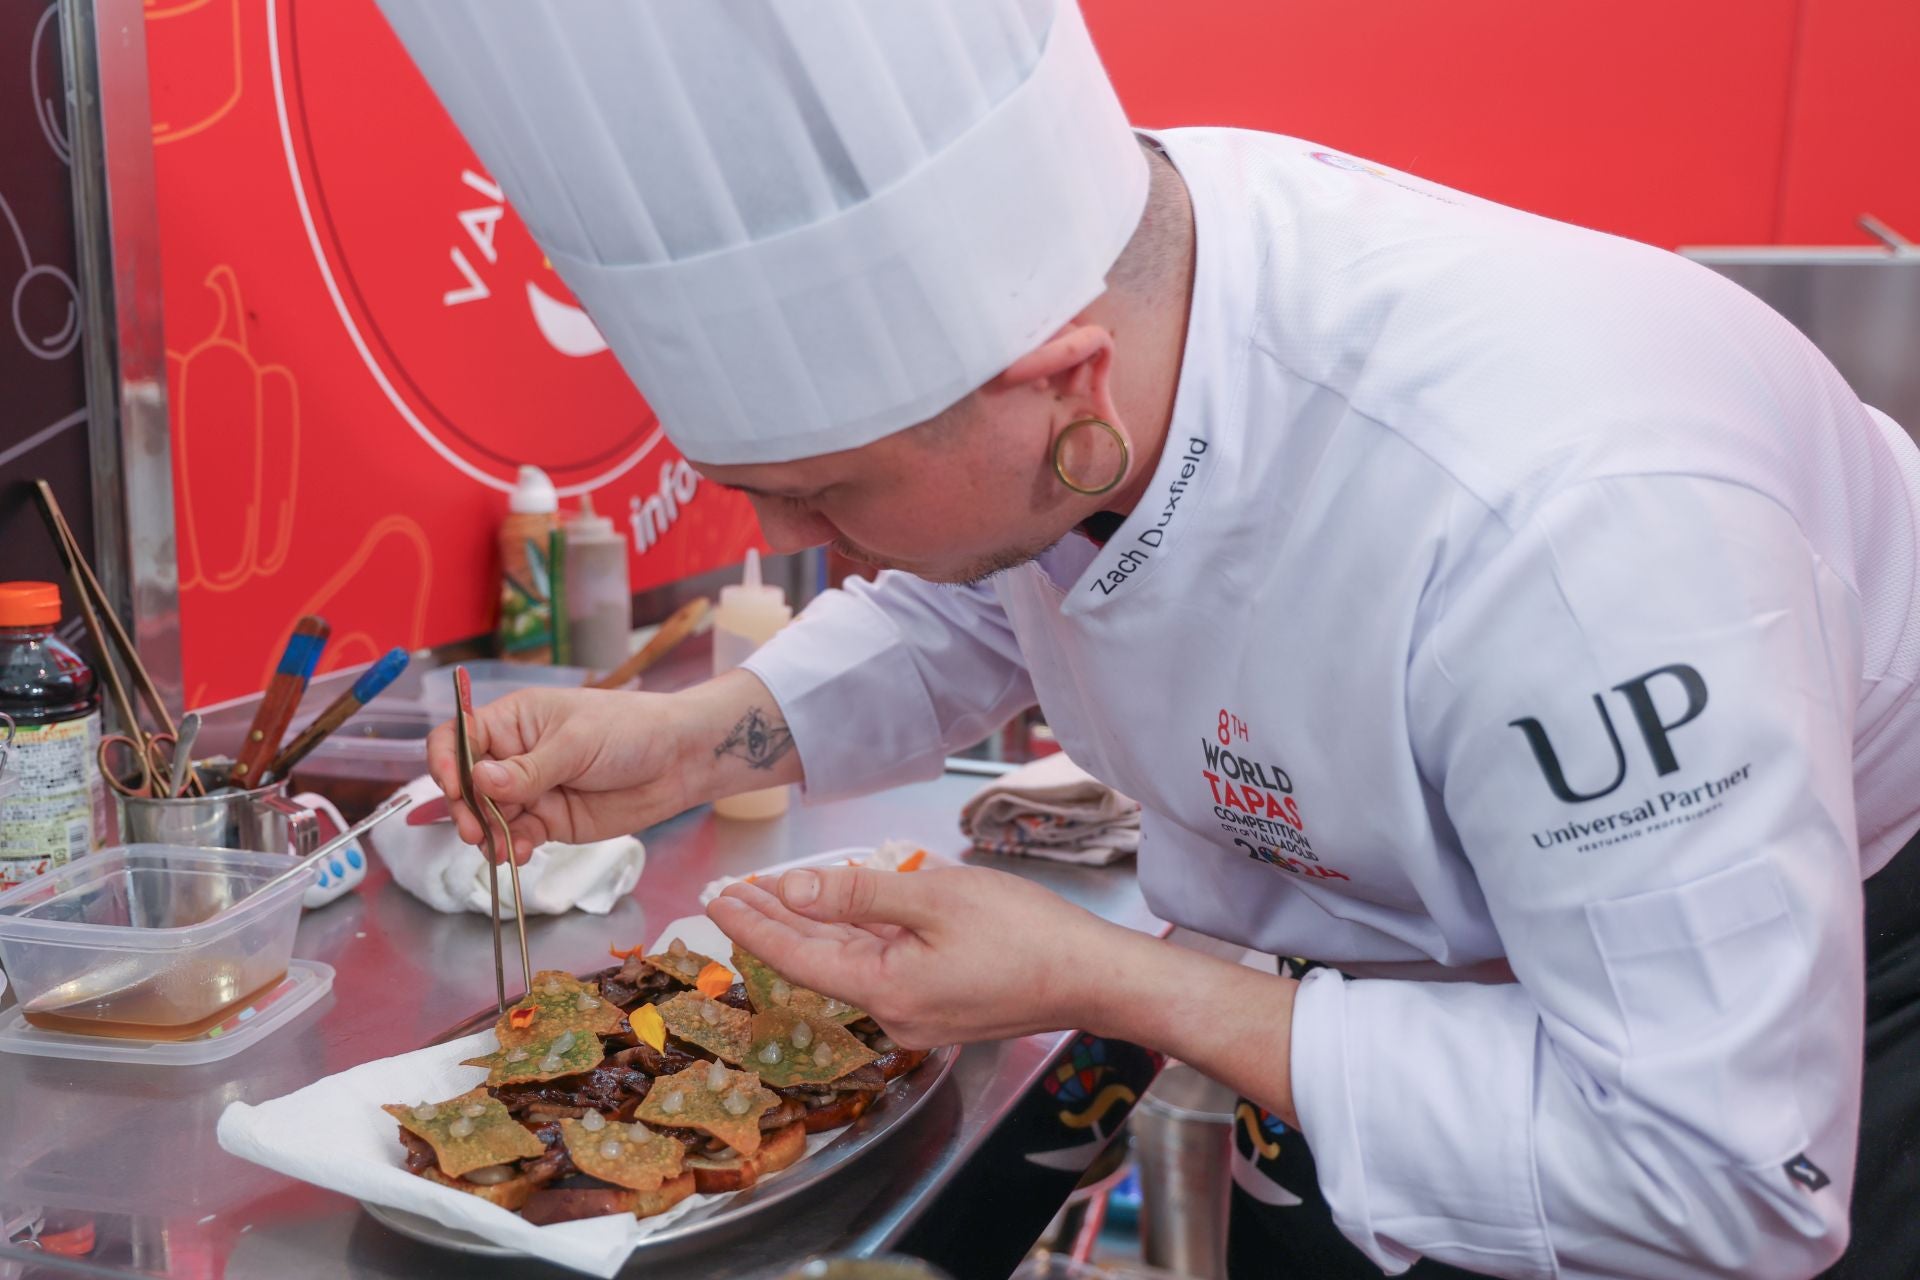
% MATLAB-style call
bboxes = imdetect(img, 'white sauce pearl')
[706,1061,730,1091]
[465,1164,514,1186]
[769,978,792,1003]
[789,1021,815,1050]
[581,1110,607,1132]
[659,1091,684,1116]
[576,992,598,1011]
[506,1047,529,1062]
[668,938,688,957]
[699,1000,723,1025]
[411,1103,439,1122]
[539,1054,564,1073]
[721,1090,753,1116]
[812,1042,834,1068]
[599,1140,624,1160]
[448,1117,476,1139]
[460,1102,486,1118]
[551,1030,577,1053]
[757,1041,783,1065]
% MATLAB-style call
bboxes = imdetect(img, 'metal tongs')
[452,666,533,1012]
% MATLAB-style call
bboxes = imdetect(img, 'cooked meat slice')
[596,959,680,1010]
[521,1142,576,1187]
[397,1127,437,1175]
[775,1064,887,1097]
[718,982,751,1011]
[493,1060,653,1116]
[626,1039,703,1077]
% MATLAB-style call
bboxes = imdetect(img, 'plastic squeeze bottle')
[711,549,794,820]
[565,496,632,675]
[0,582,109,889]
[496,465,561,664]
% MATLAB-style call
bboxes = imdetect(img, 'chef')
[385,3,1920,1277]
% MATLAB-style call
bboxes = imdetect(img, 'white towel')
[960,753,1140,866]
[374,775,645,916]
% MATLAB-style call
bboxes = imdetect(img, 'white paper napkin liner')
[215,915,830,1277]
[697,842,960,908]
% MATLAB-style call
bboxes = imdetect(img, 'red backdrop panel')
[1084,0,1803,248]
[147,0,762,705]
[149,0,1910,703]
[1774,0,1920,245]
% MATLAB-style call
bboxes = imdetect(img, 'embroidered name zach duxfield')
[1088,436,1209,597]
[1530,761,1753,850]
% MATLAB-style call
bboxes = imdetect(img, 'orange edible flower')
[609,943,641,960]
[897,849,928,872]
[694,962,734,999]
[630,1004,667,1052]
[508,1007,536,1030]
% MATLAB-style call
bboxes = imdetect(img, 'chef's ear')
[996,322,1116,413]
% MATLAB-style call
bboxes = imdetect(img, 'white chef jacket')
[742,128,1920,1279]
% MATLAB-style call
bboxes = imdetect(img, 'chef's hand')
[708,861,1306,1129]
[425,669,804,862]
[705,864,1121,1048]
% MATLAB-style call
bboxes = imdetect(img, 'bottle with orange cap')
[0,581,108,889]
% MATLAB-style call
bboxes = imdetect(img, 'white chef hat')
[375,0,1148,465]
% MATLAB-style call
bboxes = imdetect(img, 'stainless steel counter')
[0,771,1163,1280]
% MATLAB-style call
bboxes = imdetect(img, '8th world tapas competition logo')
[269,0,664,497]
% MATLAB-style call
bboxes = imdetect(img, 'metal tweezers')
[452,665,533,1012]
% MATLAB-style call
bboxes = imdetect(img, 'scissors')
[99,731,182,799]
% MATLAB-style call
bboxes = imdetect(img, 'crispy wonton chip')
[558,1117,685,1192]
[745,1007,880,1087]
[634,1062,781,1156]
[462,1025,606,1086]
[732,947,864,1025]
[655,991,751,1064]
[383,1087,544,1177]
[494,970,628,1047]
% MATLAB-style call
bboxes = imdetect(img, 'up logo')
[267,0,665,496]
[1509,664,1709,804]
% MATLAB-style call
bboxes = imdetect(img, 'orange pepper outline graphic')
[171,264,301,594]
[147,0,245,146]
[271,515,433,687]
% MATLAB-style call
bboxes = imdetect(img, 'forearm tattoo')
[713,706,795,772]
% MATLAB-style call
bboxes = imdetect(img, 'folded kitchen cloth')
[374,774,645,916]
[960,752,1140,865]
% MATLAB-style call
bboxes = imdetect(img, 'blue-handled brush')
[263,647,411,782]
[232,616,331,784]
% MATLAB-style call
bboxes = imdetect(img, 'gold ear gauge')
[1052,417,1131,496]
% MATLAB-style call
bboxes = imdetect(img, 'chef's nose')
[749,499,836,554]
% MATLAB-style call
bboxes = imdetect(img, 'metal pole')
[57,0,181,727]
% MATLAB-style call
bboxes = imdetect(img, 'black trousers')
[1226,831,1920,1280]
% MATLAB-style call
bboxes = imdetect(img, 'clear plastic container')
[0,845,313,1042]
[418,660,593,723]
[285,700,434,822]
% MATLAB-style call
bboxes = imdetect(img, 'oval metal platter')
[361,1041,958,1260]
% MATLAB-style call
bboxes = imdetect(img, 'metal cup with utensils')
[451,665,532,1011]
[117,760,320,856]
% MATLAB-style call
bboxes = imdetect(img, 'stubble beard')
[831,533,1061,587]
